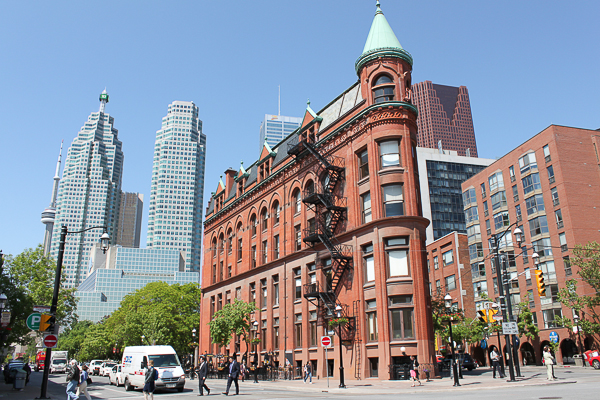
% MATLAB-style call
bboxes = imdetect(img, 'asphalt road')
[37,367,599,400]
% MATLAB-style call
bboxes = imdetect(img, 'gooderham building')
[199,3,435,380]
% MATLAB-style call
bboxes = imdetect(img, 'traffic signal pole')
[37,225,66,399]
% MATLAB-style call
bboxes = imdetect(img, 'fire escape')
[287,135,356,345]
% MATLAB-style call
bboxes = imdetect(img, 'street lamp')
[141,335,145,344]
[444,293,460,387]
[38,224,109,400]
[192,328,198,368]
[335,304,346,389]
[0,294,7,309]
[252,321,259,383]
[573,314,585,367]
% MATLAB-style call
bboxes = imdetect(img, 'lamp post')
[252,321,259,383]
[38,224,109,400]
[0,293,8,346]
[192,328,198,368]
[335,304,346,389]
[0,294,7,309]
[444,294,460,387]
[573,314,585,367]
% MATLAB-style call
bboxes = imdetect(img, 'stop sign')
[321,336,332,347]
[43,334,58,348]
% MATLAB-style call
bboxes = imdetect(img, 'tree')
[430,292,485,350]
[56,320,94,360]
[556,242,600,339]
[0,245,77,348]
[515,302,539,340]
[208,299,257,357]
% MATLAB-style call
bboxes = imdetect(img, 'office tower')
[49,90,124,288]
[416,147,494,243]
[75,247,199,322]
[115,192,144,248]
[259,114,301,152]
[41,141,63,256]
[412,81,478,157]
[146,101,206,272]
[462,125,600,365]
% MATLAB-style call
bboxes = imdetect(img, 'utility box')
[13,370,26,390]
[573,354,583,367]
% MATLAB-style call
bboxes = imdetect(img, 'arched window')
[272,200,280,225]
[236,222,243,262]
[212,238,217,259]
[219,233,225,254]
[293,188,301,214]
[373,75,395,104]
[250,214,257,237]
[261,208,268,231]
[305,180,314,196]
[226,228,233,255]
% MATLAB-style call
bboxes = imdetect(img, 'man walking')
[143,360,157,400]
[223,354,239,396]
[490,347,505,379]
[66,360,80,400]
[197,356,210,396]
[303,362,312,384]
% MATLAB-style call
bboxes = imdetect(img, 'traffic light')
[534,269,546,297]
[39,314,55,333]
[478,310,488,323]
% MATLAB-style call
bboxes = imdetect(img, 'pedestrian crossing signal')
[534,269,546,297]
[39,314,55,332]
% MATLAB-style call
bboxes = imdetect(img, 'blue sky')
[1,0,598,257]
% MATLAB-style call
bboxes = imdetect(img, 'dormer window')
[373,75,395,104]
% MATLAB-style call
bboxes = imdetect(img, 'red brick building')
[199,3,435,380]
[461,125,600,365]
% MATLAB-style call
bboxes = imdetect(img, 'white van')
[121,346,185,392]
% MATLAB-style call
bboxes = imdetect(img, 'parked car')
[89,360,104,376]
[442,353,476,371]
[109,364,125,386]
[584,350,600,369]
[101,362,117,376]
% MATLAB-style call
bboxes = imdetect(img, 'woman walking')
[77,365,92,400]
[543,345,556,381]
[409,356,421,387]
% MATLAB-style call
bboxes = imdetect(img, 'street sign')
[43,334,58,348]
[33,305,52,313]
[1,311,10,322]
[480,339,488,349]
[502,322,518,335]
[321,336,332,347]
[493,315,504,321]
[26,313,41,330]
[549,331,559,343]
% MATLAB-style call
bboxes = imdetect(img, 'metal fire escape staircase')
[287,137,356,344]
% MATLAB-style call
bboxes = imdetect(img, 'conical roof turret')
[355,1,412,74]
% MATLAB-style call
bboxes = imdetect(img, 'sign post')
[43,334,58,349]
[321,336,332,387]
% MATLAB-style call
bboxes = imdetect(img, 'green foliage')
[57,281,201,361]
[515,302,539,340]
[0,245,77,348]
[556,242,600,338]
[328,317,348,327]
[430,292,485,346]
[208,299,257,349]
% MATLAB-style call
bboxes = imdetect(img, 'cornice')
[355,47,414,73]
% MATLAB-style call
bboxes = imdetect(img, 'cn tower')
[41,141,63,256]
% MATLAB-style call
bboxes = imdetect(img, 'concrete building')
[41,142,63,256]
[461,125,600,365]
[199,3,435,380]
[259,114,302,152]
[416,147,494,244]
[75,246,199,322]
[412,81,478,157]
[49,90,124,288]
[146,101,207,272]
[115,192,143,248]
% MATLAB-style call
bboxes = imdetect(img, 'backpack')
[154,368,159,380]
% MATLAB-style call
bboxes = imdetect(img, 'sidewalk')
[0,371,66,400]
[250,366,579,394]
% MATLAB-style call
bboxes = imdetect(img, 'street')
[0,365,579,400]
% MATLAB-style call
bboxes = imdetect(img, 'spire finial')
[376,0,382,14]
[307,99,310,106]
[240,160,243,166]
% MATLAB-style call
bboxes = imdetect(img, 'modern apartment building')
[75,246,199,322]
[146,101,207,272]
[461,125,600,365]
[115,192,144,248]
[199,3,435,380]
[416,147,494,243]
[49,90,124,288]
[259,114,302,152]
[412,81,477,157]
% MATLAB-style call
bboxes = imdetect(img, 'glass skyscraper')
[146,101,206,272]
[50,90,123,288]
[75,247,199,322]
[259,114,301,152]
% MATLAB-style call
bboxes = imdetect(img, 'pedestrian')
[409,356,422,387]
[143,360,158,400]
[77,365,91,400]
[303,362,312,384]
[196,356,210,396]
[222,354,240,396]
[22,362,31,385]
[240,362,246,382]
[490,347,504,379]
[543,345,556,381]
[66,360,80,400]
